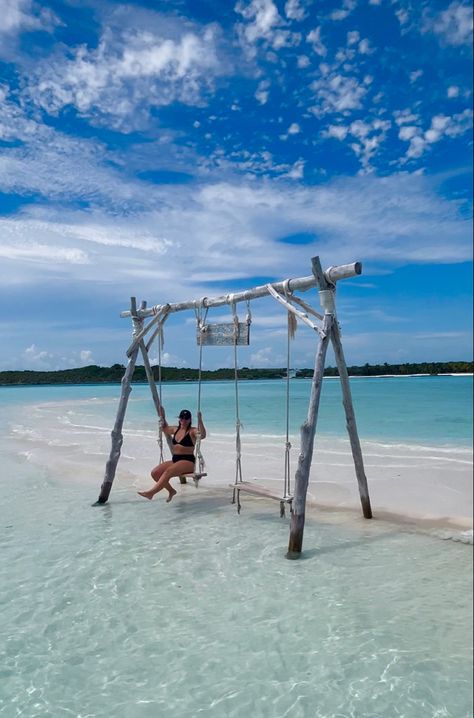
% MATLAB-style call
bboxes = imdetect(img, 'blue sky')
[0,0,472,371]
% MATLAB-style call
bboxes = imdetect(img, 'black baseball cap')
[179,409,192,419]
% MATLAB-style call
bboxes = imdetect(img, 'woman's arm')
[159,407,176,436]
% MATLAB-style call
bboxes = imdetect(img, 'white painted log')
[120,258,362,319]
[324,262,362,285]
[286,294,324,321]
[287,312,333,558]
[138,340,174,457]
[126,306,170,358]
[331,321,372,519]
[96,344,139,504]
[266,284,325,336]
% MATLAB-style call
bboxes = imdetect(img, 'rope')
[283,282,292,500]
[157,322,165,463]
[228,296,244,512]
[194,298,208,475]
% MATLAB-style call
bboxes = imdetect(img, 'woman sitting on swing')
[138,407,206,503]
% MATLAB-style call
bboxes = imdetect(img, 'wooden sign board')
[197,322,250,346]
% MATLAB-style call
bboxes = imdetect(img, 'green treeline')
[296,361,473,378]
[0,361,472,386]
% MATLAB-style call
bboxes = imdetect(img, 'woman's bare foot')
[138,490,154,500]
[166,488,177,503]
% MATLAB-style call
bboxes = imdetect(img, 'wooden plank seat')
[230,482,293,516]
[179,472,207,487]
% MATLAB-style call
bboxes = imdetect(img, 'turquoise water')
[1,375,472,445]
[0,377,472,717]
[0,456,472,718]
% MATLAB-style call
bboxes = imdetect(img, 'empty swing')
[230,297,294,518]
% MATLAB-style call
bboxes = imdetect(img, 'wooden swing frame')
[94,256,373,558]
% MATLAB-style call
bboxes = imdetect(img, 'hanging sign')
[197,322,250,346]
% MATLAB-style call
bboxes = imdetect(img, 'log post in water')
[331,321,372,519]
[287,312,333,558]
[95,297,141,504]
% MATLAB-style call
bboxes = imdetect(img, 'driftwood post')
[287,256,372,557]
[287,311,333,558]
[331,321,372,518]
[95,297,141,504]
[136,310,177,478]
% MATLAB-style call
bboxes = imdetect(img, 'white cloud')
[0,237,89,265]
[288,122,301,134]
[424,1,473,46]
[400,110,473,159]
[23,343,54,368]
[27,20,225,129]
[398,125,418,141]
[80,350,93,364]
[447,85,460,98]
[310,73,368,115]
[150,351,187,367]
[235,0,301,54]
[297,54,310,68]
[347,31,360,46]
[2,174,471,303]
[284,0,308,21]
[330,0,357,22]
[325,124,348,140]
[0,0,56,37]
[306,26,326,56]
[255,84,269,104]
[394,109,420,126]
[395,8,410,27]
[325,118,391,171]
[285,159,305,179]
[236,0,281,43]
[409,70,423,83]
[18,344,98,371]
[358,38,372,54]
[250,346,274,366]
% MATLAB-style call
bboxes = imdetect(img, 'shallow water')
[1,375,472,446]
[1,453,473,718]
[0,379,472,717]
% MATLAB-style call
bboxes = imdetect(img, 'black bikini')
[172,430,195,448]
[172,429,196,464]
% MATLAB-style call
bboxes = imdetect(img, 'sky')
[0,0,472,372]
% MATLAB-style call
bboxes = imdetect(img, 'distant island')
[0,362,472,386]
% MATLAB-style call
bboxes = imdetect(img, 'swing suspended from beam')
[228,292,294,517]
[229,280,329,517]
[95,257,373,559]
[154,307,207,486]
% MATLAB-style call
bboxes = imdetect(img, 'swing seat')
[180,472,207,487]
[230,481,293,503]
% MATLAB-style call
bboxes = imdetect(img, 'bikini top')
[172,429,195,448]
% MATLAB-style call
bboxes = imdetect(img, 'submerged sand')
[11,420,471,540]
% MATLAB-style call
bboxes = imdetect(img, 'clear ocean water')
[0,376,472,717]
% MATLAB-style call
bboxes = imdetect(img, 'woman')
[138,407,206,502]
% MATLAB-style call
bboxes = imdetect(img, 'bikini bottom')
[172,454,195,464]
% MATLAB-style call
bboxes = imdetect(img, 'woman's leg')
[151,461,173,482]
[138,460,195,501]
